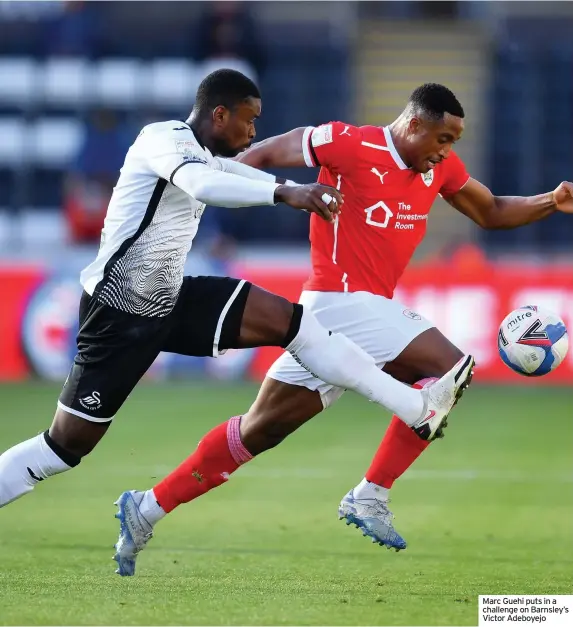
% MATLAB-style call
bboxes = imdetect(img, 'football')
[498,306,569,376]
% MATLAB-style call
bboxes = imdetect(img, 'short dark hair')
[408,83,465,121]
[194,69,261,113]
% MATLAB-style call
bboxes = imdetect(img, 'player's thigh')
[58,292,167,427]
[163,275,252,357]
[298,290,435,370]
[337,293,436,367]
[265,291,384,410]
[386,326,463,382]
[165,276,300,356]
[235,284,295,347]
[266,290,415,410]
[350,293,462,381]
[241,376,324,454]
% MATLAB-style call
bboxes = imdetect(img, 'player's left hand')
[552,181,573,213]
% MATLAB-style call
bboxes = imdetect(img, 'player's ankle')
[354,477,390,501]
[139,489,166,525]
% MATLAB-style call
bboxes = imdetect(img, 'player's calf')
[113,415,254,575]
[239,378,324,455]
[152,416,249,512]
[341,356,475,549]
[361,329,472,496]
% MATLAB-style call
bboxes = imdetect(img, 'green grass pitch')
[0,382,571,625]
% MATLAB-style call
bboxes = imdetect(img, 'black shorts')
[58,276,251,422]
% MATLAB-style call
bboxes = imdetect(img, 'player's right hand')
[275,183,343,222]
[553,181,573,214]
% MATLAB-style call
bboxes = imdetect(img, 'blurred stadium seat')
[0,57,38,112]
[198,57,258,84]
[92,58,143,109]
[146,59,201,111]
[31,118,84,167]
[42,57,91,112]
[0,117,26,165]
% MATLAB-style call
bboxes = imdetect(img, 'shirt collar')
[383,126,409,170]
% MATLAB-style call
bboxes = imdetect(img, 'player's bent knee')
[49,408,110,459]
[267,298,299,348]
[239,286,296,347]
[433,345,464,375]
[393,328,464,380]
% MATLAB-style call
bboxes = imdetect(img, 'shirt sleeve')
[440,151,471,198]
[212,156,278,183]
[172,163,279,208]
[140,125,209,182]
[301,121,361,174]
[140,125,279,207]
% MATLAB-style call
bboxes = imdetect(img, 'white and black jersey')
[59,121,287,421]
[80,120,280,318]
[81,121,212,317]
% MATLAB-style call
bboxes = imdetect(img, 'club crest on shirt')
[421,170,434,187]
[175,140,206,163]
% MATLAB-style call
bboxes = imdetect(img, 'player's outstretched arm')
[172,161,280,208]
[234,128,308,169]
[142,125,338,216]
[172,161,341,220]
[213,156,297,186]
[445,178,573,229]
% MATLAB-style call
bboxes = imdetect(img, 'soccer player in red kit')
[112,84,573,573]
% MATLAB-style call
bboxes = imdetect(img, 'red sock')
[153,416,252,513]
[365,378,436,489]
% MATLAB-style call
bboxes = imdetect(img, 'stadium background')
[0,2,571,626]
[1,0,572,385]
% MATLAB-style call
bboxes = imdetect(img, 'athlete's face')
[406,113,464,173]
[212,97,260,157]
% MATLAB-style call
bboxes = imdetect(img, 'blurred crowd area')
[0,0,572,260]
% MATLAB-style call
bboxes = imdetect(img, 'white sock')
[354,478,389,502]
[139,489,166,526]
[0,432,75,507]
[286,308,424,423]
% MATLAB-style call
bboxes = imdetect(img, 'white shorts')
[268,290,434,409]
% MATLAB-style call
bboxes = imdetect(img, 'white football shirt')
[80,120,279,317]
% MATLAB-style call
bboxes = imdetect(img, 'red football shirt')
[301,122,470,298]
